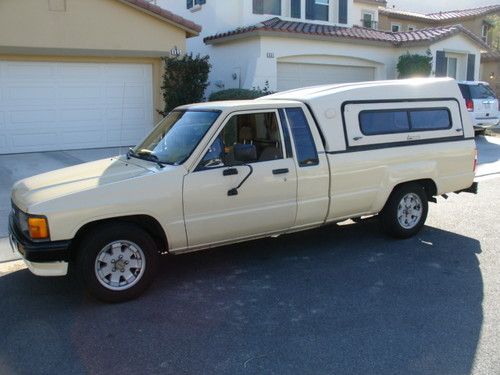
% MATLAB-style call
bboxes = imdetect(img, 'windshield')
[132,110,220,165]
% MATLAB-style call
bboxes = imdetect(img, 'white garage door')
[277,62,375,91]
[0,61,154,154]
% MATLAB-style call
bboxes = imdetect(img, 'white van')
[9,78,478,301]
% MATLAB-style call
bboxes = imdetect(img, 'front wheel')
[77,223,159,302]
[380,183,428,239]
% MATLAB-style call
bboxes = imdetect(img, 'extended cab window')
[285,108,319,167]
[198,111,284,169]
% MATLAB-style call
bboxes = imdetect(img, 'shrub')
[160,54,211,114]
[208,81,273,101]
[397,51,433,79]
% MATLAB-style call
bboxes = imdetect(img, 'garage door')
[0,61,154,154]
[277,62,375,91]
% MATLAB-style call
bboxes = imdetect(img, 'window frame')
[194,109,288,172]
[253,0,282,15]
[284,107,320,168]
[361,11,375,29]
[391,23,401,32]
[358,107,453,136]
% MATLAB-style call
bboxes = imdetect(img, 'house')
[481,50,500,95]
[379,4,500,94]
[159,0,487,96]
[0,0,200,154]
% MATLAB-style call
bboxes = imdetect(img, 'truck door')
[183,110,298,248]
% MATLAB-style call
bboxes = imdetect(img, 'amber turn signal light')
[28,217,49,239]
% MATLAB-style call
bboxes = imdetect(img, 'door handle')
[223,168,238,176]
[456,128,463,132]
[273,168,289,175]
[353,136,363,141]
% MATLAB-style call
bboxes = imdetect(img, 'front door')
[183,110,298,248]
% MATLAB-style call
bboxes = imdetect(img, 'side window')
[286,108,319,167]
[198,111,284,169]
[360,110,410,135]
[360,108,452,135]
[410,109,451,131]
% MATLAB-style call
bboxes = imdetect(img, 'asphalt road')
[0,173,499,374]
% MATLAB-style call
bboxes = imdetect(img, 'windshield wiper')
[127,148,168,169]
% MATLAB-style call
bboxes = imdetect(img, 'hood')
[12,157,153,212]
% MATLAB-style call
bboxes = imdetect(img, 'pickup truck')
[9,78,478,302]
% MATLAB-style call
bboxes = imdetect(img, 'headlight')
[13,205,49,241]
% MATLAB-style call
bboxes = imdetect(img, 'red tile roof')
[204,17,489,49]
[379,4,500,23]
[119,0,202,35]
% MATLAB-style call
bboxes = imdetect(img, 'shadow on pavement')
[0,219,483,375]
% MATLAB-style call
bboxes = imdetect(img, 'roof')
[118,0,201,36]
[263,78,458,102]
[204,17,489,49]
[481,49,500,62]
[379,4,500,23]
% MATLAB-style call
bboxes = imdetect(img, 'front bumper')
[8,212,71,264]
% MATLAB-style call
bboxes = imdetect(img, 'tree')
[396,51,433,79]
[160,54,211,114]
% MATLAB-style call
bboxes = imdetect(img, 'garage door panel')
[0,61,154,154]
[277,62,375,91]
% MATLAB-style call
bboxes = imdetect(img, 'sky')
[385,0,498,13]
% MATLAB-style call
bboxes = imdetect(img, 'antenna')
[119,80,126,156]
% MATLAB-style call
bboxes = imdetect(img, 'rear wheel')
[77,223,159,302]
[380,183,428,239]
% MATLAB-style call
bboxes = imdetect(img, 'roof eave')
[117,0,201,37]
[205,30,395,47]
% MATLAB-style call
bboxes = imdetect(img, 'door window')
[198,112,284,169]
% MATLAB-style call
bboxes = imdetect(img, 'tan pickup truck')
[9,78,478,301]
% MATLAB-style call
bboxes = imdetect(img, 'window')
[285,108,319,167]
[359,110,410,135]
[133,110,220,165]
[306,0,329,22]
[408,25,416,31]
[359,108,452,135]
[410,109,451,131]
[481,24,489,42]
[253,0,281,15]
[391,23,401,32]
[446,57,457,79]
[198,112,284,169]
[186,0,206,9]
[291,0,301,18]
[469,84,496,99]
[362,12,375,29]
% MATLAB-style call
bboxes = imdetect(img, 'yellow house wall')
[0,0,187,55]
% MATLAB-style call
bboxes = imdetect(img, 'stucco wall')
[481,60,500,96]
[0,0,187,56]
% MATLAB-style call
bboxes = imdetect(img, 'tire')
[380,183,428,239]
[77,223,159,302]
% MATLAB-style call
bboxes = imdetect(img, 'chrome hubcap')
[94,240,146,291]
[397,193,423,230]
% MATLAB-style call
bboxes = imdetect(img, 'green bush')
[397,51,433,79]
[208,81,273,101]
[208,88,267,101]
[160,54,211,114]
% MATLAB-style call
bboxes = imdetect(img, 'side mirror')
[234,143,257,164]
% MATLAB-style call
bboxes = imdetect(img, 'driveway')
[0,147,124,239]
[0,172,499,374]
